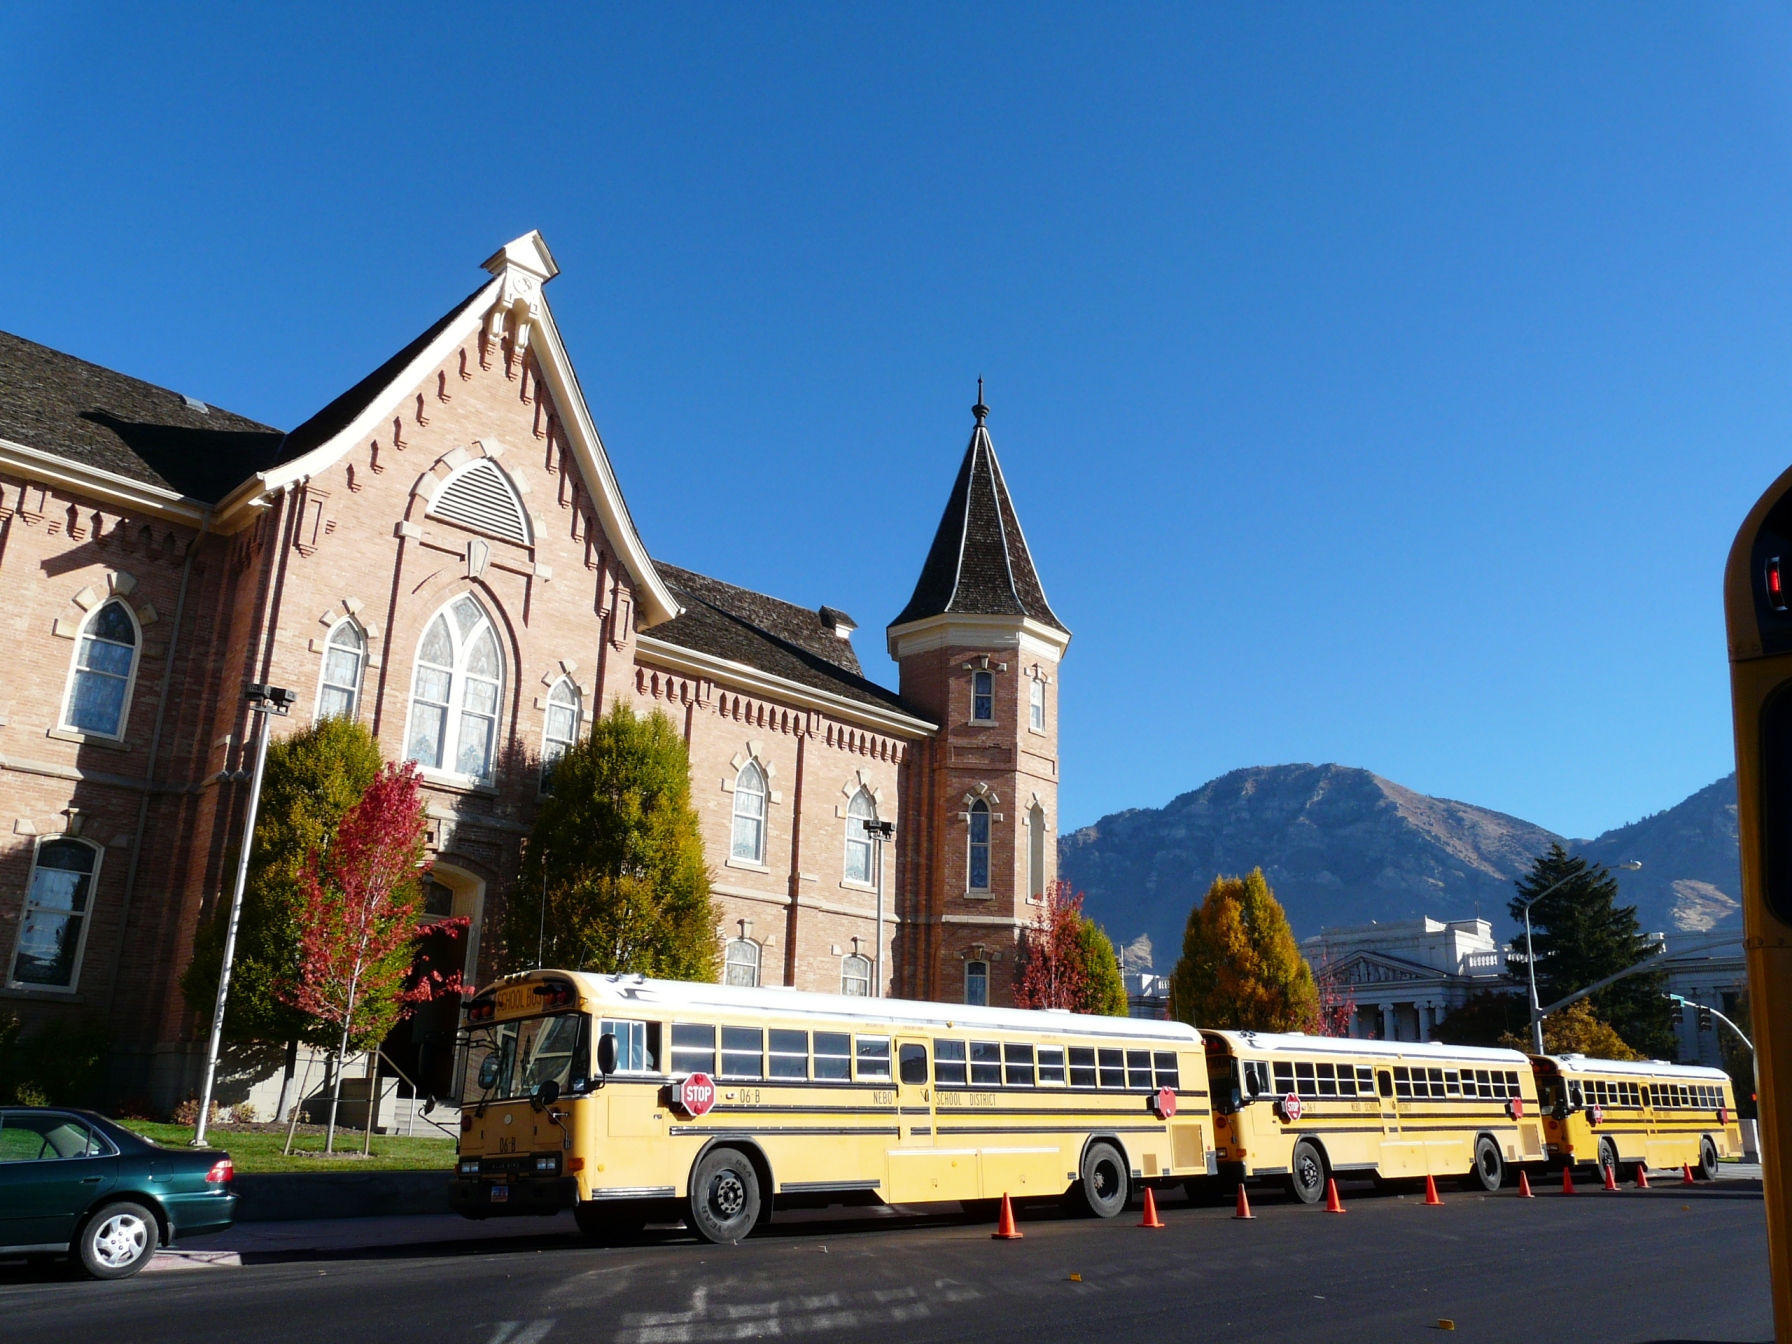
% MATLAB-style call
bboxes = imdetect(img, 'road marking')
[613,1281,976,1341]
[486,1323,555,1344]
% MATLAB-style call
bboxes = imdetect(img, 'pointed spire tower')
[888,388,1070,1007]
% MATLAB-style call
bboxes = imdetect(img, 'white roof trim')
[1205,1029,1532,1066]
[0,437,211,524]
[1539,1054,1730,1080]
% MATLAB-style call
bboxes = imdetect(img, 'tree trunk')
[324,961,364,1155]
[281,1047,317,1157]
[273,1039,298,1124]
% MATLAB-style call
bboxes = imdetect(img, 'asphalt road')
[0,1177,1772,1344]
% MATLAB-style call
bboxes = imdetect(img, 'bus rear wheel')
[1696,1136,1719,1181]
[1068,1141,1130,1218]
[686,1147,761,1244]
[1468,1136,1504,1192]
[1287,1140,1326,1205]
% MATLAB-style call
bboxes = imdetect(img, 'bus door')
[886,1038,950,1204]
[1377,1066,1420,1176]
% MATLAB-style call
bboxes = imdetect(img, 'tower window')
[731,762,767,863]
[63,600,139,738]
[1029,675,1045,731]
[964,960,989,1006]
[972,669,994,722]
[968,799,991,891]
[1027,802,1046,901]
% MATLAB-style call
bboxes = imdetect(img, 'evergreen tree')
[506,701,720,979]
[1510,844,1674,1059]
[1170,868,1318,1031]
[181,718,384,1046]
[1434,991,1531,1049]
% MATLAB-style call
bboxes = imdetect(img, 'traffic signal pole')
[1723,465,1792,1343]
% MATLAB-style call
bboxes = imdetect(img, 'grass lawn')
[118,1121,457,1173]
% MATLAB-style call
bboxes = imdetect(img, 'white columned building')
[1301,917,1517,1042]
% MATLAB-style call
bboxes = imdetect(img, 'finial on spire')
[973,377,988,426]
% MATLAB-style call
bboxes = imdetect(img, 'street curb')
[233,1170,453,1222]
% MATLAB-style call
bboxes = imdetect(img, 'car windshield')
[462,1014,588,1103]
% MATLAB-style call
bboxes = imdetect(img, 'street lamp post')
[193,684,295,1147]
[863,819,895,997]
[1517,858,1642,1054]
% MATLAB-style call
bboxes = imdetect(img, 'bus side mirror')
[533,1078,561,1111]
[597,1032,619,1076]
[478,1055,501,1090]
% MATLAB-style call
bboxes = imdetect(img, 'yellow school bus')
[448,970,1215,1242]
[1530,1054,1743,1179]
[1202,1031,1544,1202]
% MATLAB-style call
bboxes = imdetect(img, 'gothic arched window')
[972,669,994,722]
[540,677,580,792]
[63,600,139,737]
[964,959,989,1007]
[841,953,871,997]
[9,837,100,989]
[844,789,877,884]
[731,761,766,863]
[967,799,991,892]
[1027,802,1047,901]
[724,937,761,988]
[406,594,503,781]
[316,619,365,721]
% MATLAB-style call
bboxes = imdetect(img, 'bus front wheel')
[1068,1141,1130,1218]
[1287,1140,1326,1205]
[686,1147,762,1244]
[1696,1136,1719,1181]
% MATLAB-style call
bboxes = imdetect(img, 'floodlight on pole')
[863,819,895,997]
[1518,859,1641,1053]
[193,683,295,1147]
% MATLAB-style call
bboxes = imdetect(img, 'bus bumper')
[449,1176,579,1219]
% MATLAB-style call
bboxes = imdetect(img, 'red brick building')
[0,233,1069,1105]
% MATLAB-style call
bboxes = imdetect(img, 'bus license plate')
[490,1185,508,1203]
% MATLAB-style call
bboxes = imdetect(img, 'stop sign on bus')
[674,1072,717,1117]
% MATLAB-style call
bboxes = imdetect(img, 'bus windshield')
[463,1013,588,1104]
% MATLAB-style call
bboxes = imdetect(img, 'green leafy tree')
[1170,867,1318,1031]
[1075,918,1130,1017]
[506,701,720,979]
[1510,845,1674,1059]
[181,718,385,1047]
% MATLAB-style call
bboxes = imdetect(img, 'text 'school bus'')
[1529,1054,1742,1180]
[448,971,1216,1243]
[1202,1030,1544,1203]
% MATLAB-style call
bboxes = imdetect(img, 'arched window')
[841,953,871,997]
[731,761,767,863]
[724,938,761,988]
[971,669,994,722]
[844,789,877,884]
[967,799,991,892]
[964,959,989,1007]
[540,678,580,792]
[1029,674,1045,731]
[9,838,99,989]
[316,619,365,721]
[428,458,531,545]
[1027,802,1046,901]
[63,600,138,737]
[406,594,503,781]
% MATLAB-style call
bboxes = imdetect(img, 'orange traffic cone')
[1139,1186,1165,1229]
[992,1192,1022,1240]
[1233,1183,1255,1219]
[1517,1170,1534,1198]
[1423,1173,1443,1206]
[1635,1165,1650,1190]
[1324,1178,1346,1214]
[1562,1166,1575,1195]
[1602,1162,1619,1192]
[1682,1164,1696,1186]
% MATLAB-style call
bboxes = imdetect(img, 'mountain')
[1058,764,1741,969]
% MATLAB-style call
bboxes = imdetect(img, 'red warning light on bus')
[1769,557,1786,612]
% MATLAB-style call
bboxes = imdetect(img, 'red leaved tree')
[278,761,430,1152]
[1309,952,1358,1038]
[1015,880,1093,1011]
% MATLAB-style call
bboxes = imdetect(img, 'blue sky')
[5,4,1791,839]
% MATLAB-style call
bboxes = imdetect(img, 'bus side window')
[1273,1061,1294,1096]
[1068,1047,1097,1088]
[721,1027,764,1079]
[814,1032,853,1080]
[670,1023,716,1076]
[1444,1070,1461,1098]
[1248,1062,1272,1096]
[1294,1062,1316,1099]
[1037,1046,1066,1085]
[971,1041,1003,1086]
[856,1036,892,1082]
[1126,1051,1153,1090]
[1503,1070,1519,1099]
[1004,1043,1035,1087]
[1153,1052,1180,1091]
[934,1039,967,1086]
[1376,1070,1393,1099]
[1336,1064,1357,1097]
[770,1030,809,1079]
[1567,1081,1582,1109]
[1392,1066,1411,1099]
[899,1043,928,1085]
[1098,1049,1126,1088]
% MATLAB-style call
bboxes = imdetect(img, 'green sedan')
[0,1107,237,1278]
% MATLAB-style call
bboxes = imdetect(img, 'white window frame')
[59,599,142,741]
[405,594,505,784]
[597,1018,652,1073]
[1028,674,1045,731]
[731,761,767,864]
[314,617,366,722]
[540,676,581,792]
[724,937,762,988]
[7,836,102,992]
[967,799,992,892]
[843,788,876,885]
[971,669,995,722]
[964,959,990,1006]
[841,954,871,997]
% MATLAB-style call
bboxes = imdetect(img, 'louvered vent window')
[430,460,530,544]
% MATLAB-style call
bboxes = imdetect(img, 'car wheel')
[77,1201,159,1280]
[574,1201,648,1244]
[1697,1136,1720,1181]
[686,1147,761,1244]
[1065,1141,1130,1219]
[1287,1139,1326,1205]
[1468,1135,1504,1192]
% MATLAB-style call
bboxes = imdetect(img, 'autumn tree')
[1512,845,1674,1058]
[1497,999,1643,1060]
[1015,881,1128,1016]
[1170,868,1318,1031]
[277,761,431,1152]
[506,701,719,980]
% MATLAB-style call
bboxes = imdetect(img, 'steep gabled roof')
[0,329,285,504]
[890,410,1066,634]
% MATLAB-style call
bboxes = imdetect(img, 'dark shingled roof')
[650,562,922,717]
[890,417,1066,633]
[277,285,489,465]
[0,329,285,504]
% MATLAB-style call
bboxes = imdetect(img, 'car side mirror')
[597,1032,619,1076]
